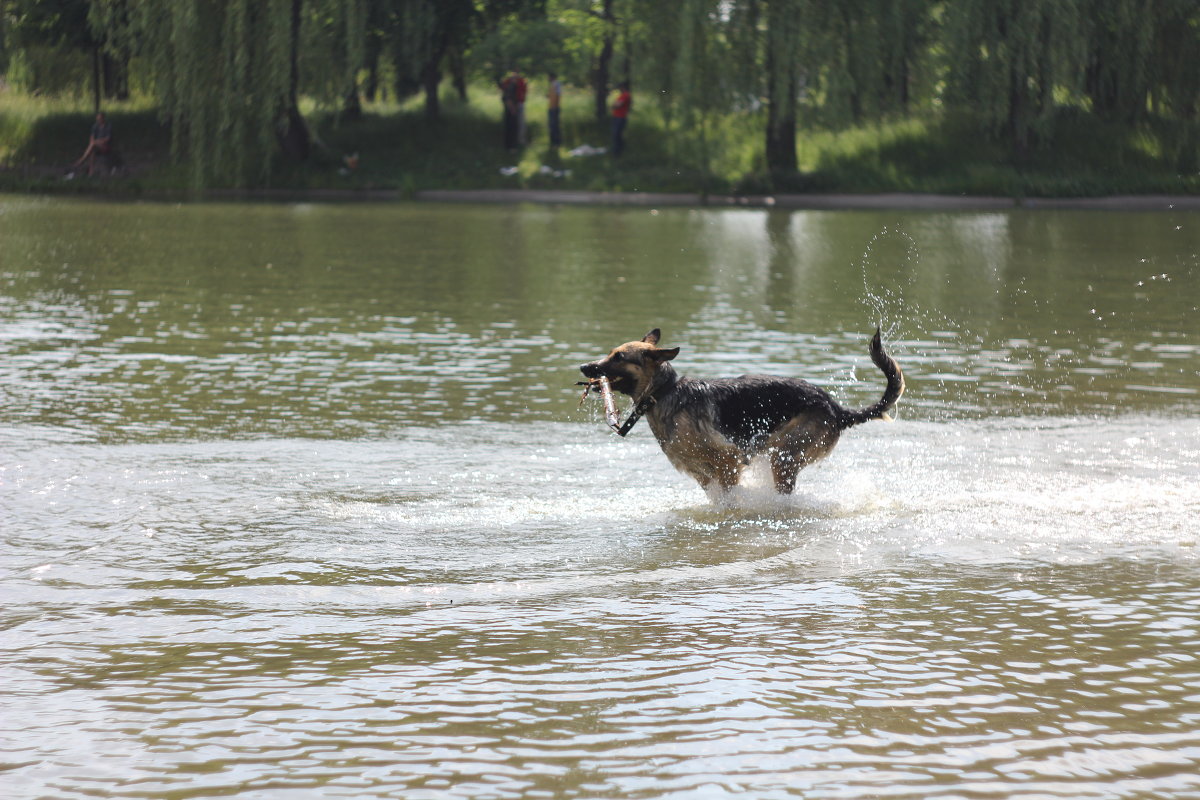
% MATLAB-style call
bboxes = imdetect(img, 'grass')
[2,84,1199,198]
[0,91,170,193]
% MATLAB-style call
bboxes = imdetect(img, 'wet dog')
[579,329,904,494]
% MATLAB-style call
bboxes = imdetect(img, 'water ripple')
[4,567,1199,798]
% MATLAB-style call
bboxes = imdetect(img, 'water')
[1,196,1198,799]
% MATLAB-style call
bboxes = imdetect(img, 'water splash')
[857,224,922,338]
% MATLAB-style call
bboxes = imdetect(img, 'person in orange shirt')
[610,81,631,157]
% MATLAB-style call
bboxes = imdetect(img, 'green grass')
[2,85,1198,198]
[0,92,169,193]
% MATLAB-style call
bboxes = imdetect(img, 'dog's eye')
[610,353,623,362]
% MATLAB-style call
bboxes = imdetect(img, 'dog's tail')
[839,328,905,428]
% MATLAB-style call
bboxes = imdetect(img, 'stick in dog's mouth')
[576,377,622,433]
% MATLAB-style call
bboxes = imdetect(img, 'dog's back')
[658,374,842,451]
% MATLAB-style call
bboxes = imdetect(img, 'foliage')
[1,0,99,96]
[302,0,368,113]
[87,0,294,187]
[1,0,1199,189]
[83,0,371,187]
[940,0,1091,151]
[468,16,570,79]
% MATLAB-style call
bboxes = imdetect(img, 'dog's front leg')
[667,440,746,493]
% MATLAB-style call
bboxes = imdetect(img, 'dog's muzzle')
[579,361,604,379]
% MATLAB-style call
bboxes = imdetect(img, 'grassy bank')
[2,85,1198,198]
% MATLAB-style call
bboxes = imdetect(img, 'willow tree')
[391,0,476,121]
[1085,0,1200,132]
[1081,0,1156,123]
[2,0,129,109]
[830,0,934,120]
[1140,1,1200,170]
[303,0,368,120]
[546,0,625,124]
[634,0,812,180]
[756,0,934,176]
[941,0,1089,152]
[90,0,365,187]
[1149,1,1200,121]
[589,0,618,123]
[627,0,739,183]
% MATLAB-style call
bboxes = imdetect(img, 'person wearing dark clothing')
[499,71,520,151]
[74,111,113,176]
[547,72,563,148]
[610,82,631,157]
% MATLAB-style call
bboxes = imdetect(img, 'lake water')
[1,195,1198,799]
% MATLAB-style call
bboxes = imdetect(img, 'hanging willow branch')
[89,0,366,188]
[941,0,1089,150]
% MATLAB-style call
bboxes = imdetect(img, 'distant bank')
[414,190,1200,211]
[196,188,1200,211]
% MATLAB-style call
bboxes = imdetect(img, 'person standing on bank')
[547,72,563,149]
[499,69,520,151]
[611,81,631,157]
[515,68,529,146]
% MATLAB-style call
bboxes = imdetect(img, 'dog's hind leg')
[769,450,802,494]
[765,418,842,494]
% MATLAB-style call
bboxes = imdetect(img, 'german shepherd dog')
[580,329,904,494]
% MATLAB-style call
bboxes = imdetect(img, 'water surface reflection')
[1,197,1198,799]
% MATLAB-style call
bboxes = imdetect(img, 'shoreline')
[188,188,1200,211]
[412,190,1200,211]
[6,185,1200,210]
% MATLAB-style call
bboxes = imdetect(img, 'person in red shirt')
[515,69,528,146]
[611,81,631,157]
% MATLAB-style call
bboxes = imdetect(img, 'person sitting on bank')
[73,112,113,176]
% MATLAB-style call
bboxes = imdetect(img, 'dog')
[579,328,904,494]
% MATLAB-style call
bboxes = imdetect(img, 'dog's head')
[580,329,680,397]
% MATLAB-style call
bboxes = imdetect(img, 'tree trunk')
[763,1,801,176]
[422,58,442,120]
[363,40,381,102]
[278,0,310,161]
[592,0,616,123]
[765,59,798,175]
[1008,65,1031,156]
[91,46,102,113]
[278,106,310,160]
[102,52,129,101]
[343,87,363,121]
[450,47,468,102]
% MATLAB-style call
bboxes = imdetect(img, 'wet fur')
[580,329,904,494]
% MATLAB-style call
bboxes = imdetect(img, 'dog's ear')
[641,329,661,345]
[650,347,679,362]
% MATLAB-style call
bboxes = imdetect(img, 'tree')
[764,0,804,173]
[2,0,128,110]
[302,0,368,120]
[88,0,370,186]
[589,0,617,122]
[941,0,1089,152]
[384,0,476,121]
[279,0,310,161]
